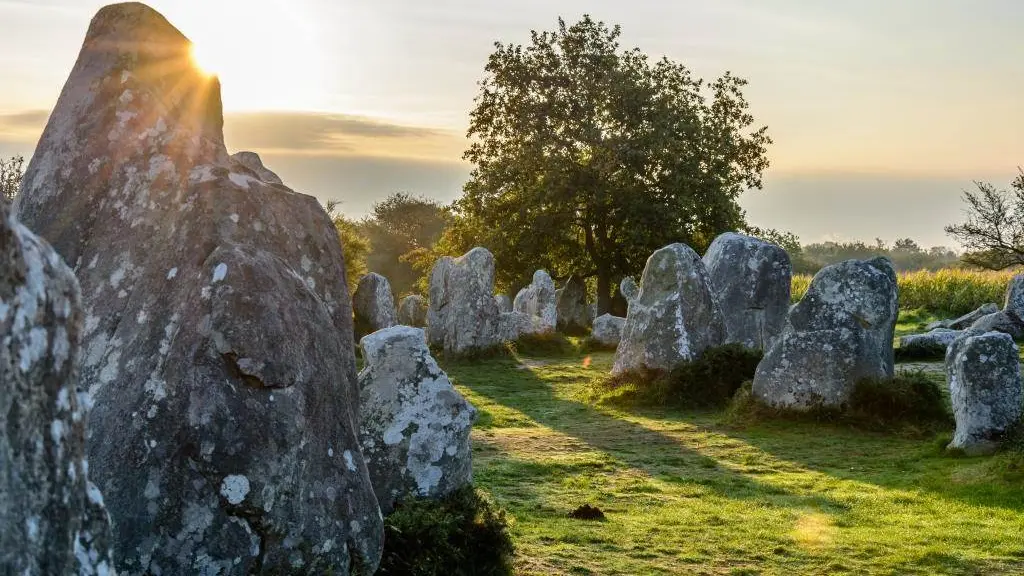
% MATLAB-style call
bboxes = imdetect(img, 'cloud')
[0,109,49,140]
[222,111,466,161]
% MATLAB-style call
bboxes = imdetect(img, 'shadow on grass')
[445,354,845,513]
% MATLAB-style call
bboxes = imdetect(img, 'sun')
[189,42,222,78]
[165,1,328,111]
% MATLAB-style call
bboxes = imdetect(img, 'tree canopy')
[1,155,23,204]
[452,15,771,311]
[360,193,451,297]
[945,169,1024,270]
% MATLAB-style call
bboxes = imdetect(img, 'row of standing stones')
[2,3,476,575]
[3,3,1022,575]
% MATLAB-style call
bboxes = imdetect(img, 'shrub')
[507,332,578,356]
[726,371,951,434]
[378,487,515,576]
[598,344,763,409]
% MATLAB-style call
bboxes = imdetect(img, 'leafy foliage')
[455,15,771,312]
[361,193,451,297]
[325,200,372,293]
[598,344,763,408]
[378,487,515,576]
[945,169,1024,270]
[1,155,24,204]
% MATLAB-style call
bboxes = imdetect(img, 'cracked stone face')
[752,257,899,411]
[613,243,727,375]
[702,232,791,352]
[16,3,382,574]
[0,198,116,576]
[357,326,476,514]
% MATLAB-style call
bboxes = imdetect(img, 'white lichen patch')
[343,450,357,472]
[166,267,178,280]
[212,263,228,283]
[220,475,250,505]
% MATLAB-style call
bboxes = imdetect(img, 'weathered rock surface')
[397,294,428,327]
[619,276,639,304]
[592,314,626,347]
[970,311,1024,340]
[927,303,999,331]
[702,232,791,351]
[612,244,727,375]
[353,272,398,338]
[1004,274,1024,321]
[494,293,512,314]
[556,276,591,333]
[498,311,543,342]
[898,328,963,356]
[753,258,899,410]
[512,270,557,334]
[16,4,382,573]
[231,151,283,186]
[426,256,454,348]
[426,248,501,355]
[0,203,116,576]
[358,327,476,514]
[946,330,1023,455]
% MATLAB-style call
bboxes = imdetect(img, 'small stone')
[353,272,398,338]
[946,330,1023,455]
[556,276,592,334]
[397,294,428,327]
[591,314,626,347]
[512,270,557,335]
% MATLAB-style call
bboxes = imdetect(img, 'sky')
[1,0,1022,247]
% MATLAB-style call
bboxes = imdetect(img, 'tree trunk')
[596,265,611,316]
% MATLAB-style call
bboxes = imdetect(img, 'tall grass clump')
[597,344,763,409]
[792,268,1017,315]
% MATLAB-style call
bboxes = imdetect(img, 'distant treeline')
[794,239,960,274]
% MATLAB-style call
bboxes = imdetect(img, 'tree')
[325,200,372,293]
[360,193,451,296]
[455,16,771,313]
[945,169,1024,270]
[1,155,24,204]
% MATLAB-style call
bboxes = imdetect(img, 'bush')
[378,487,515,576]
[598,344,763,409]
[507,332,578,356]
[726,371,951,434]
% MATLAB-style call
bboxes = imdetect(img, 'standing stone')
[753,258,899,411]
[16,4,382,573]
[512,270,557,333]
[619,276,639,304]
[0,203,115,575]
[702,232,791,351]
[353,272,398,338]
[1004,274,1024,321]
[494,293,513,314]
[592,314,626,347]
[426,256,455,348]
[397,294,428,327]
[612,244,727,375]
[556,276,591,334]
[358,327,476,514]
[426,248,501,356]
[946,330,1023,455]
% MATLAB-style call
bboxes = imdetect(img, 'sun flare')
[167,1,327,111]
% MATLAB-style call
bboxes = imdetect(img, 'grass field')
[793,269,1017,317]
[444,350,1024,575]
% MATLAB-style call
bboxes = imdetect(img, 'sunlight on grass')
[445,350,1024,575]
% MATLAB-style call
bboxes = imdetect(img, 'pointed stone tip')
[87,3,188,45]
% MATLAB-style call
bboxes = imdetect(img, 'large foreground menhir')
[15,3,383,574]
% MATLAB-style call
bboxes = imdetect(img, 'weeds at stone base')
[724,370,951,436]
[594,344,763,409]
[378,487,515,576]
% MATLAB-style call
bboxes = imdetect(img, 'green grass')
[444,351,1024,575]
